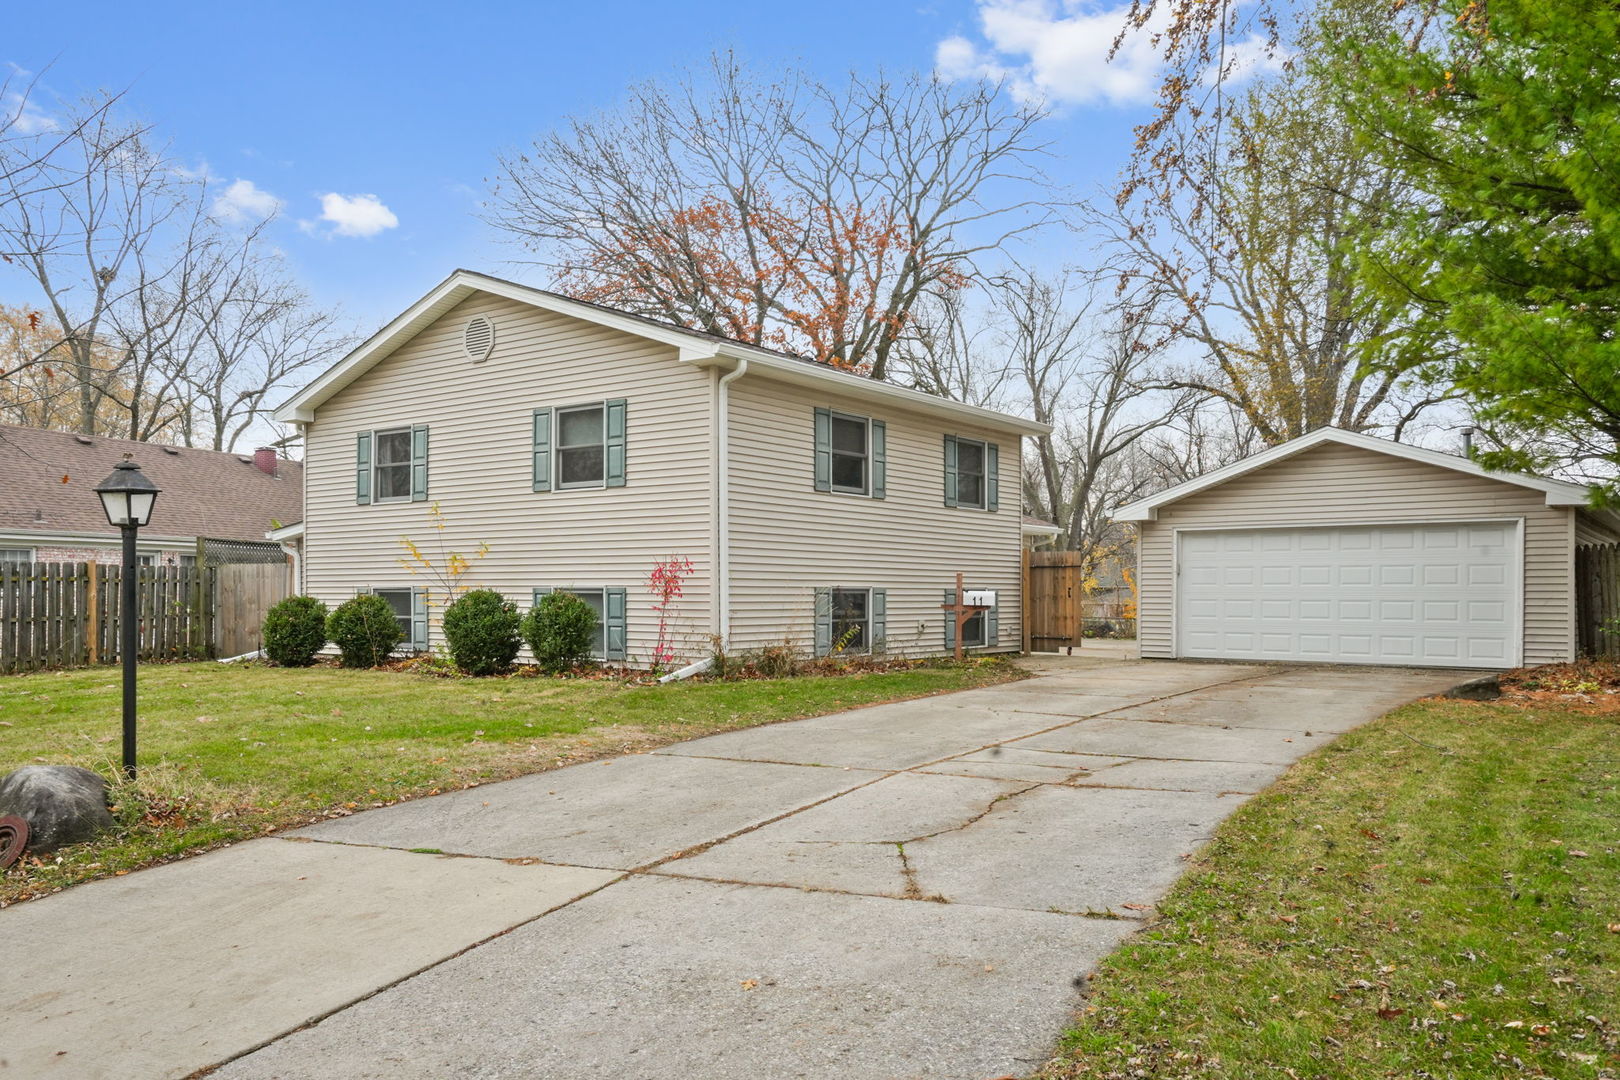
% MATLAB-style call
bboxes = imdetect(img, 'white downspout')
[716,358,748,646]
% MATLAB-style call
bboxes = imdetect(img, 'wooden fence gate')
[1576,542,1620,659]
[1024,550,1084,652]
[212,562,293,659]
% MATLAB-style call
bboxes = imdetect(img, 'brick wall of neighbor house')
[303,293,716,665]
[30,545,190,566]
[726,376,1024,658]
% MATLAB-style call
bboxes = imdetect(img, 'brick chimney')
[253,447,278,476]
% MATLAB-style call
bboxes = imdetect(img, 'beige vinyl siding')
[726,378,1022,657]
[304,294,714,664]
[1136,441,1576,665]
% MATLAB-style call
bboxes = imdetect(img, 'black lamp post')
[94,456,160,780]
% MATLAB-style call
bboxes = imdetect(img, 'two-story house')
[273,270,1050,666]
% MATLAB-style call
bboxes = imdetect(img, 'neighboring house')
[0,423,302,566]
[272,270,1049,665]
[1113,426,1620,669]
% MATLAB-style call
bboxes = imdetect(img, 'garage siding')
[1136,442,1576,665]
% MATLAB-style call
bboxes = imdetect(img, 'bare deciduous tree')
[489,54,1053,379]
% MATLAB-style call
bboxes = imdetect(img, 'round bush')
[326,594,405,668]
[521,592,598,673]
[442,589,521,675]
[262,595,328,666]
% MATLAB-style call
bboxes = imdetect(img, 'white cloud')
[313,192,399,238]
[2,90,57,134]
[211,178,283,223]
[935,0,1167,108]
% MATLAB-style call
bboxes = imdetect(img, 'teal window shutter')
[813,408,832,492]
[871,588,886,653]
[987,442,1000,512]
[355,432,372,505]
[987,596,999,646]
[531,408,552,492]
[410,587,428,650]
[410,425,429,502]
[604,587,627,661]
[943,435,958,507]
[871,420,887,499]
[813,587,831,656]
[605,398,628,488]
[943,589,957,649]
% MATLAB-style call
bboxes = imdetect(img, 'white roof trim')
[275,270,1050,437]
[266,521,305,542]
[1021,520,1061,536]
[1112,427,1593,521]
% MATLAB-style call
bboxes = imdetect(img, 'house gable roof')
[0,423,303,544]
[1112,426,1594,522]
[274,269,1051,437]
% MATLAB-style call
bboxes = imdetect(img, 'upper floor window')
[813,408,886,499]
[944,434,999,512]
[356,425,428,505]
[532,400,627,493]
[954,438,987,509]
[373,428,414,501]
[557,405,607,488]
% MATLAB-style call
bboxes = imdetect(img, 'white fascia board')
[697,346,1052,437]
[278,269,1051,438]
[0,529,197,552]
[1111,426,1593,522]
[265,521,306,542]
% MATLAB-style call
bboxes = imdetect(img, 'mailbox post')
[940,571,993,662]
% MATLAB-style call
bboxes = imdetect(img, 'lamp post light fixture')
[94,456,160,780]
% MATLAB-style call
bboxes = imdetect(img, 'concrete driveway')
[0,653,1483,1080]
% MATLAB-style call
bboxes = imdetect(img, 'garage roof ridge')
[1111,426,1594,522]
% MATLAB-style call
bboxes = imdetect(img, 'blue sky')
[10,0,1165,332]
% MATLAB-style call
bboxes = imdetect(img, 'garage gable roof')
[274,269,1050,437]
[1112,427,1594,522]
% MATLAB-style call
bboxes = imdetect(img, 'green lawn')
[1041,697,1620,1079]
[0,657,1021,904]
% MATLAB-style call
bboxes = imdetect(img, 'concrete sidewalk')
[0,654,1483,1079]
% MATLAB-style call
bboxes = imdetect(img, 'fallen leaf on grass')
[1569,850,1590,858]
[1377,1008,1405,1020]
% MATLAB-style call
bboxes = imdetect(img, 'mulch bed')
[1494,659,1620,714]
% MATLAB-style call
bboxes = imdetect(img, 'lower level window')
[373,588,414,645]
[0,548,33,565]
[831,587,870,652]
[962,609,987,647]
[563,588,607,658]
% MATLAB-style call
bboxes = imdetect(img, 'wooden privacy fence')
[1576,543,1620,659]
[0,558,294,673]
[1,562,212,673]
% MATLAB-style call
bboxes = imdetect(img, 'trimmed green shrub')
[326,594,405,668]
[521,592,598,674]
[442,589,521,675]
[261,595,328,667]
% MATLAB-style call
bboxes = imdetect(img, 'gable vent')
[463,315,495,362]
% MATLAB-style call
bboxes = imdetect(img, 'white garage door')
[1177,522,1518,668]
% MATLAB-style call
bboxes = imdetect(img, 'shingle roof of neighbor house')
[0,424,302,543]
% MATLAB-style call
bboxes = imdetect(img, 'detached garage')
[1114,428,1620,669]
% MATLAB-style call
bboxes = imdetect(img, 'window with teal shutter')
[943,588,957,648]
[871,420,887,499]
[410,587,429,649]
[605,398,627,487]
[870,588,887,653]
[943,435,958,507]
[410,425,429,502]
[813,409,832,492]
[813,587,832,656]
[604,588,627,661]
[355,432,372,504]
[531,408,552,492]
[987,442,999,512]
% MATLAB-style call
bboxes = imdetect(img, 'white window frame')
[555,402,608,491]
[0,547,35,565]
[829,412,870,497]
[830,586,872,653]
[371,426,414,504]
[372,587,415,647]
[954,436,988,510]
[961,608,987,647]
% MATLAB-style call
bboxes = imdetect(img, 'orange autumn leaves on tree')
[558,193,965,372]
[0,302,132,433]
